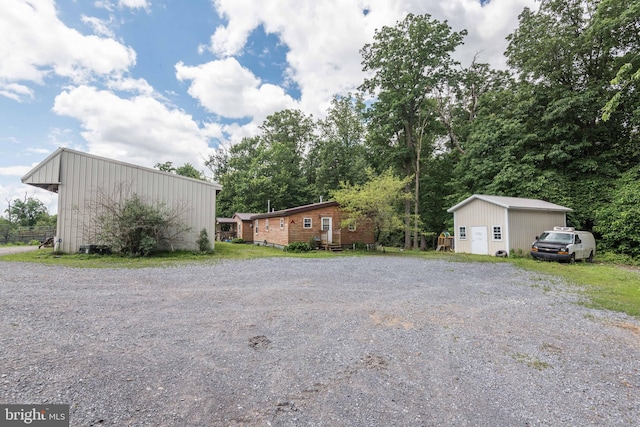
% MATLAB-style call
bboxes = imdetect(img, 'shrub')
[29,239,41,246]
[351,242,368,251]
[284,242,314,253]
[196,228,211,252]
[231,238,246,244]
[92,191,190,257]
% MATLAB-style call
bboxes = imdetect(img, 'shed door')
[322,217,332,244]
[471,226,488,255]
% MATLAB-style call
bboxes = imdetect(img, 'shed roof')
[251,201,339,219]
[21,147,222,192]
[232,213,259,221]
[447,194,572,213]
[216,218,235,224]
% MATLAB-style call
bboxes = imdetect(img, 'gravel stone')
[0,257,639,426]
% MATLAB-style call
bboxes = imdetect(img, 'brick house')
[251,201,375,249]
[232,212,258,243]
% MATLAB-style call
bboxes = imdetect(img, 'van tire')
[569,253,576,264]
[586,251,593,263]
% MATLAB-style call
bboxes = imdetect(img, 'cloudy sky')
[0,0,537,215]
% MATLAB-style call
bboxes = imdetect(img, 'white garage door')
[471,226,488,255]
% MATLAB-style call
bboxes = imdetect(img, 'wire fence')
[0,225,56,245]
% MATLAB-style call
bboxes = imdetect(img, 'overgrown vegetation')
[89,188,191,257]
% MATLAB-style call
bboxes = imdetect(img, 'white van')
[530,226,596,263]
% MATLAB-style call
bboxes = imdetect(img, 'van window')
[538,232,572,244]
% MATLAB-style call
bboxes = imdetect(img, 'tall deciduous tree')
[456,0,640,229]
[360,13,466,249]
[306,93,369,199]
[206,110,315,216]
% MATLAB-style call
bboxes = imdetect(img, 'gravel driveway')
[0,257,638,426]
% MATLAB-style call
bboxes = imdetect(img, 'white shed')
[21,148,222,253]
[447,194,572,256]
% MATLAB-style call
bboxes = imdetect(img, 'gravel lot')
[1,257,638,426]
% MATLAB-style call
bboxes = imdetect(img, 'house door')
[471,226,488,255]
[321,217,333,244]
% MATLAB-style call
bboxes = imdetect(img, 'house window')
[492,225,502,241]
[459,226,467,240]
[280,218,285,229]
[303,218,312,229]
[265,219,269,231]
[348,222,356,232]
[255,220,258,234]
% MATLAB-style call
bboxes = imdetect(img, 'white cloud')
[0,165,33,176]
[0,0,136,101]
[52,85,216,170]
[204,0,538,122]
[175,58,296,121]
[82,15,116,38]
[106,76,156,96]
[118,0,150,9]
[95,0,150,11]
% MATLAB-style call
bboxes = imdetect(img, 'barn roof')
[21,147,222,192]
[251,201,339,219]
[447,194,572,213]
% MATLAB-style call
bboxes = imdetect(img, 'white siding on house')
[22,148,221,253]
[453,199,506,255]
[448,194,571,256]
[508,210,567,253]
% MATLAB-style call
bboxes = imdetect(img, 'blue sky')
[0,0,537,215]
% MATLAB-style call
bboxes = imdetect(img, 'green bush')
[351,242,368,251]
[29,239,41,246]
[231,238,246,244]
[284,242,314,253]
[196,228,211,252]
[94,192,190,257]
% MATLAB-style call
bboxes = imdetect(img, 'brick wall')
[253,205,374,247]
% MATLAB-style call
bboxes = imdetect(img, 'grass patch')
[511,352,552,371]
[0,242,347,267]
[510,258,640,318]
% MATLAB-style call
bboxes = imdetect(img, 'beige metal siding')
[508,210,566,253]
[54,150,218,253]
[453,199,508,254]
[22,152,61,185]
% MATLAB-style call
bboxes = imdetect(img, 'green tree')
[206,109,315,216]
[594,165,640,258]
[452,0,639,231]
[331,169,412,244]
[360,13,466,249]
[6,195,49,226]
[155,161,205,180]
[306,93,370,199]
